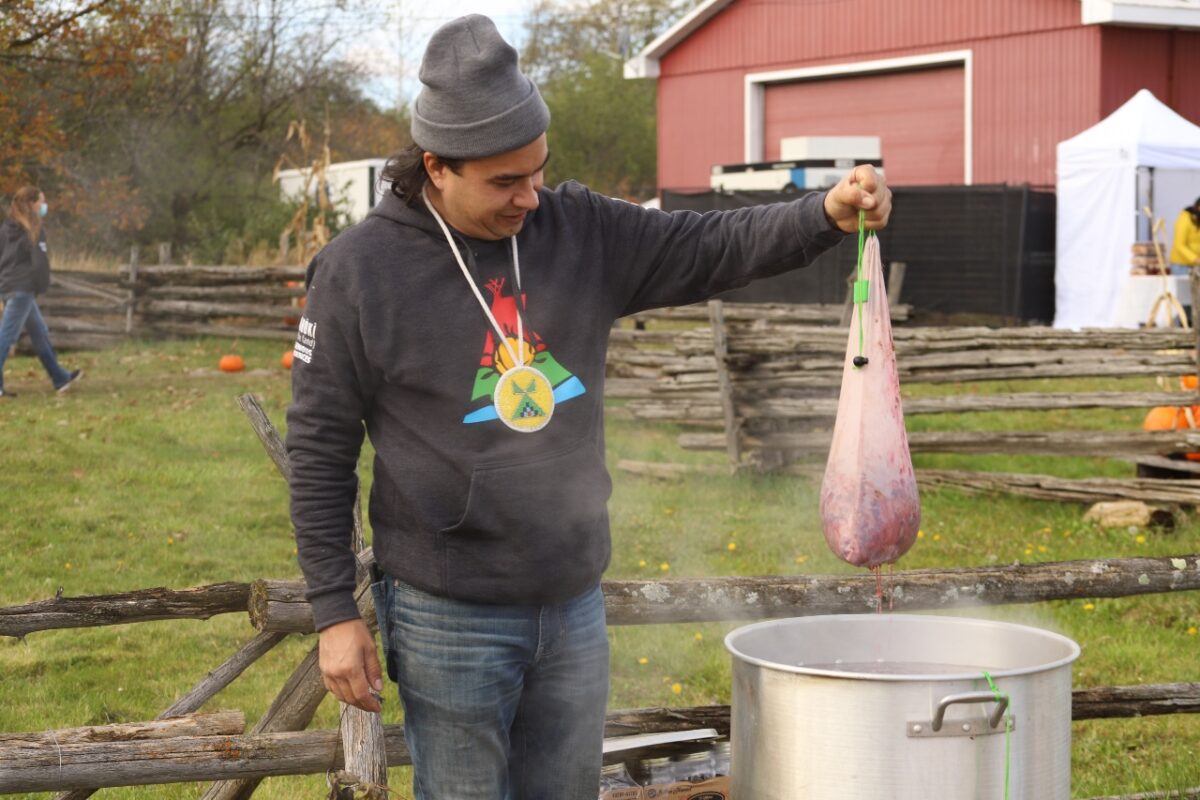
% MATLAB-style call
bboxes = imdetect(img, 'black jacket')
[0,219,50,295]
[286,181,844,630]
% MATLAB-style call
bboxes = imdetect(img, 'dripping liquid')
[870,564,897,613]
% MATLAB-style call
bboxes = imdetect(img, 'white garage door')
[762,66,966,185]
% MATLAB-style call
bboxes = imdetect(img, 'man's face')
[425,135,549,240]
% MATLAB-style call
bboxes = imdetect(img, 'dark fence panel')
[661,184,1056,324]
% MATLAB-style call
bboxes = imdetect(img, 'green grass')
[1,338,1198,797]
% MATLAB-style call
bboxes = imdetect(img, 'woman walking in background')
[0,186,81,398]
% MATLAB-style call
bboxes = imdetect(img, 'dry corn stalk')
[273,116,334,266]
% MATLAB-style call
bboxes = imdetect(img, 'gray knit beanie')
[412,14,550,159]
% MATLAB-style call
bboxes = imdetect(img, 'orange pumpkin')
[218,354,245,373]
[1144,405,1200,460]
[1143,406,1183,431]
[1183,375,1199,391]
[281,351,294,370]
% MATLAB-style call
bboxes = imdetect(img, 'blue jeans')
[0,291,70,391]
[372,577,609,800]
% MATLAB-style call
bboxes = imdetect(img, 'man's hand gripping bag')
[819,234,920,567]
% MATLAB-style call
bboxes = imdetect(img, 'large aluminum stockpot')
[725,614,1080,799]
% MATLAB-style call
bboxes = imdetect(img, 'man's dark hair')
[1190,196,1200,227]
[381,144,465,207]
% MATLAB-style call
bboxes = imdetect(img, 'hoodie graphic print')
[461,275,586,426]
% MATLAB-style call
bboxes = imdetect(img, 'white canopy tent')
[1054,89,1200,328]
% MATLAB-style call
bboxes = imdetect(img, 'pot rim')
[724,613,1081,682]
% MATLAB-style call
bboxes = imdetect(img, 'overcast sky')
[333,1,543,108]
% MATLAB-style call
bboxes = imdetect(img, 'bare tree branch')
[6,0,114,50]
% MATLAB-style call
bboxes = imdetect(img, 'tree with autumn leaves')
[1,1,406,262]
[0,0,178,239]
[0,0,688,263]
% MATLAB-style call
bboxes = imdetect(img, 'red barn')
[625,0,1200,192]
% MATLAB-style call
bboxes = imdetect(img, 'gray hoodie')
[0,219,50,296]
[286,181,843,630]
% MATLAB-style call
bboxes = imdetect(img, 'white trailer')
[710,136,882,193]
[277,158,387,224]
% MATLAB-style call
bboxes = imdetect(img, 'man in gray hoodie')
[286,13,890,799]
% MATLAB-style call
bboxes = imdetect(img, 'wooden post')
[887,261,907,307]
[1190,265,1200,379]
[278,230,290,266]
[125,245,138,336]
[338,708,388,799]
[336,485,387,798]
[158,242,172,266]
[707,300,740,468]
[236,395,291,481]
[234,394,387,799]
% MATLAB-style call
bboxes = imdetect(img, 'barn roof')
[623,0,732,79]
[624,0,1200,80]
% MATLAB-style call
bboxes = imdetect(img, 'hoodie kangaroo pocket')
[438,438,613,604]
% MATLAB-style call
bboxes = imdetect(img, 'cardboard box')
[600,775,730,800]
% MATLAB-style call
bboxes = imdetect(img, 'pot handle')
[931,691,1009,732]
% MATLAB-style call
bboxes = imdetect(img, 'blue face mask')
[37,202,48,218]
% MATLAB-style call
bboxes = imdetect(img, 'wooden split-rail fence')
[0,396,1198,797]
[32,257,1200,508]
[35,263,895,353]
[28,259,1200,504]
[608,277,1200,507]
[31,257,307,353]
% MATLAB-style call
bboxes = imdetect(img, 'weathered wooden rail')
[0,711,245,747]
[33,271,130,351]
[6,555,1196,640]
[0,583,251,638]
[245,555,1200,633]
[624,391,1200,423]
[618,458,1200,506]
[31,262,309,350]
[630,301,911,326]
[609,322,1200,399]
[679,429,1200,457]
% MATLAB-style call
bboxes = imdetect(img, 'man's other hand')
[823,165,892,233]
[318,618,383,713]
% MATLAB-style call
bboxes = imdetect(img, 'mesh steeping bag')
[819,233,920,567]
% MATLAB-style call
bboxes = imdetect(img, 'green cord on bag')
[982,671,1012,800]
[853,206,869,367]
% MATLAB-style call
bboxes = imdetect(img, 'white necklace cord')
[422,188,525,369]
